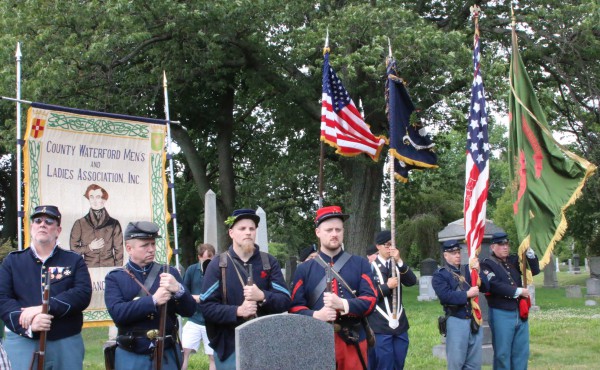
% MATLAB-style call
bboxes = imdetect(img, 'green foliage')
[0,0,598,261]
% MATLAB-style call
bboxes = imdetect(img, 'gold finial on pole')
[323,27,330,55]
[470,5,481,18]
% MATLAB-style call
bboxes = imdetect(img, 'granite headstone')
[236,313,335,370]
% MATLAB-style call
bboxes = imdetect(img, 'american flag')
[464,11,489,323]
[321,51,385,161]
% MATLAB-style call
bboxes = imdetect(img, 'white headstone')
[568,259,573,273]
[204,189,219,250]
[256,206,268,253]
[555,257,560,272]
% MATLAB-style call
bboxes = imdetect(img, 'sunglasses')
[33,217,57,226]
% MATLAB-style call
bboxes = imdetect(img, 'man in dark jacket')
[105,221,196,370]
[200,209,291,370]
[367,230,417,370]
[290,206,377,370]
[0,205,92,370]
[480,232,540,370]
[432,239,488,370]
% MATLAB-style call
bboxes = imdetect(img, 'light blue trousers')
[114,345,182,370]
[445,316,482,370]
[214,352,236,370]
[488,308,529,370]
[4,331,84,370]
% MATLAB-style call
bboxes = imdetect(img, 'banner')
[509,29,596,269]
[23,103,169,325]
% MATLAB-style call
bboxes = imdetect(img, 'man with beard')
[289,206,377,370]
[70,184,124,267]
[200,209,291,370]
[480,232,540,370]
[104,221,196,370]
[0,205,92,369]
[367,230,417,370]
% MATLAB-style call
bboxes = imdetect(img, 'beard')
[241,240,255,254]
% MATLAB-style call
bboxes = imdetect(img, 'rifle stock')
[30,268,50,370]
[152,264,169,370]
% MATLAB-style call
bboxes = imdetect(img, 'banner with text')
[23,103,169,325]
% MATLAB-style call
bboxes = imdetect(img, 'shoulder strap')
[121,263,162,299]
[259,251,271,271]
[308,253,352,307]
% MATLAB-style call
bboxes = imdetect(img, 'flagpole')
[318,29,330,208]
[387,38,400,323]
[163,72,180,270]
[15,42,24,250]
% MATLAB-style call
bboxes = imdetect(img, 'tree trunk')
[340,158,384,256]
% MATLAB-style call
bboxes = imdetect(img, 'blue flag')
[386,57,438,182]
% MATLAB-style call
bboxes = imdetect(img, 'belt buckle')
[146,329,159,340]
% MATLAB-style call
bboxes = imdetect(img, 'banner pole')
[387,40,400,322]
[162,71,180,270]
[15,42,23,250]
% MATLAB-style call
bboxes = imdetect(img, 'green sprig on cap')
[224,216,236,226]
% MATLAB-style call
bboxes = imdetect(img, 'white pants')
[181,321,213,356]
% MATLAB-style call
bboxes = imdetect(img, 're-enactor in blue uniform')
[480,232,540,370]
[104,221,196,370]
[200,209,291,370]
[367,230,417,370]
[432,240,488,370]
[289,206,377,370]
[0,205,92,370]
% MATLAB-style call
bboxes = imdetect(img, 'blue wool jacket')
[200,245,291,362]
[183,262,206,325]
[480,253,540,311]
[289,250,377,341]
[0,246,92,341]
[432,263,489,319]
[104,261,196,354]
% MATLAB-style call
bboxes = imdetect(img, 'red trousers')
[335,334,368,370]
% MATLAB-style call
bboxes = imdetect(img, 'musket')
[30,268,50,370]
[246,264,257,319]
[152,263,169,370]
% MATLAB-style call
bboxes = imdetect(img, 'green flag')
[508,26,596,269]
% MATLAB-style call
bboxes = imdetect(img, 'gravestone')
[565,285,582,298]
[544,254,559,288]
[568,259,573,273]
[589,257,600,279]
[236,313,335,370]
[418,258,438,301]
[256,207,269,253]
[204,189,219,250]
[586,278,600,297]
[573,254,581,274]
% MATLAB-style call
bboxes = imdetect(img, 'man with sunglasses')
[0,205,92,369]
[480,232,540,370]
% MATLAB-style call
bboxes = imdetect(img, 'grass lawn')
[81,271,599,369]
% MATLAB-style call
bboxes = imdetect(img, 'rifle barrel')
[31,268,50,370]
